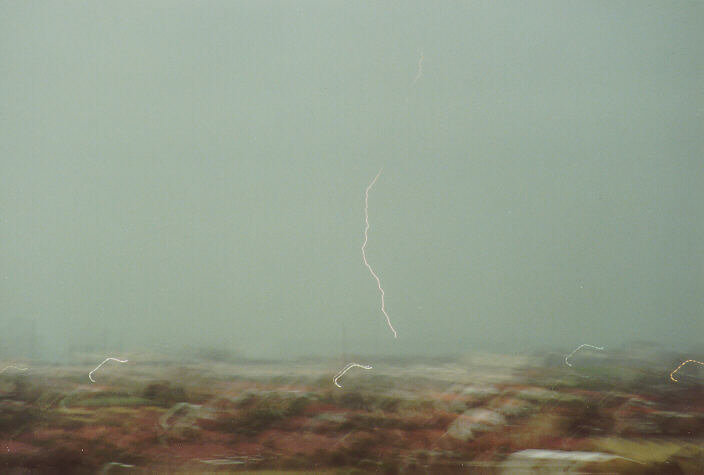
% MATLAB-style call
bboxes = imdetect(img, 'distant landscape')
[1,342,702,473]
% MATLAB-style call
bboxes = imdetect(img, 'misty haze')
[1,2,702,473]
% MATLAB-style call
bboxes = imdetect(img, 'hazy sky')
[1,2,702,361]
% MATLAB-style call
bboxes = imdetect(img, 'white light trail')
[89,357,128,383]
[564,344,604,367]
[362,169,397,338]
[0,365,28,374]
[333,362,373,388]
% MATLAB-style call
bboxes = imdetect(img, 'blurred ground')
[0,346,702,474]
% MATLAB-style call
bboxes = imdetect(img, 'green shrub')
[142,381,186,407]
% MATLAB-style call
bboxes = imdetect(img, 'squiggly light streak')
[564,344,604,367]
[89,357,128,383]
[0,365,28,374]
[362,169,397,338]
[333,362,373,388]
[670,359,704,382]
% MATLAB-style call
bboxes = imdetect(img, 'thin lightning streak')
[564,344,604,367]
[670,359,704,382]
[362,169,397,338]
[89,357,128,383]
[0,365,28,374]
[333,362,373,388]
[411,50,424,85]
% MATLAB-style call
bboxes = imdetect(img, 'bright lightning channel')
[362,169,397,338]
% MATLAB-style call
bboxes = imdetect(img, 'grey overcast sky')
[1,1,702,361]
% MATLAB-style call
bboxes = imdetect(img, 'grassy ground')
[0,352,702,473]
